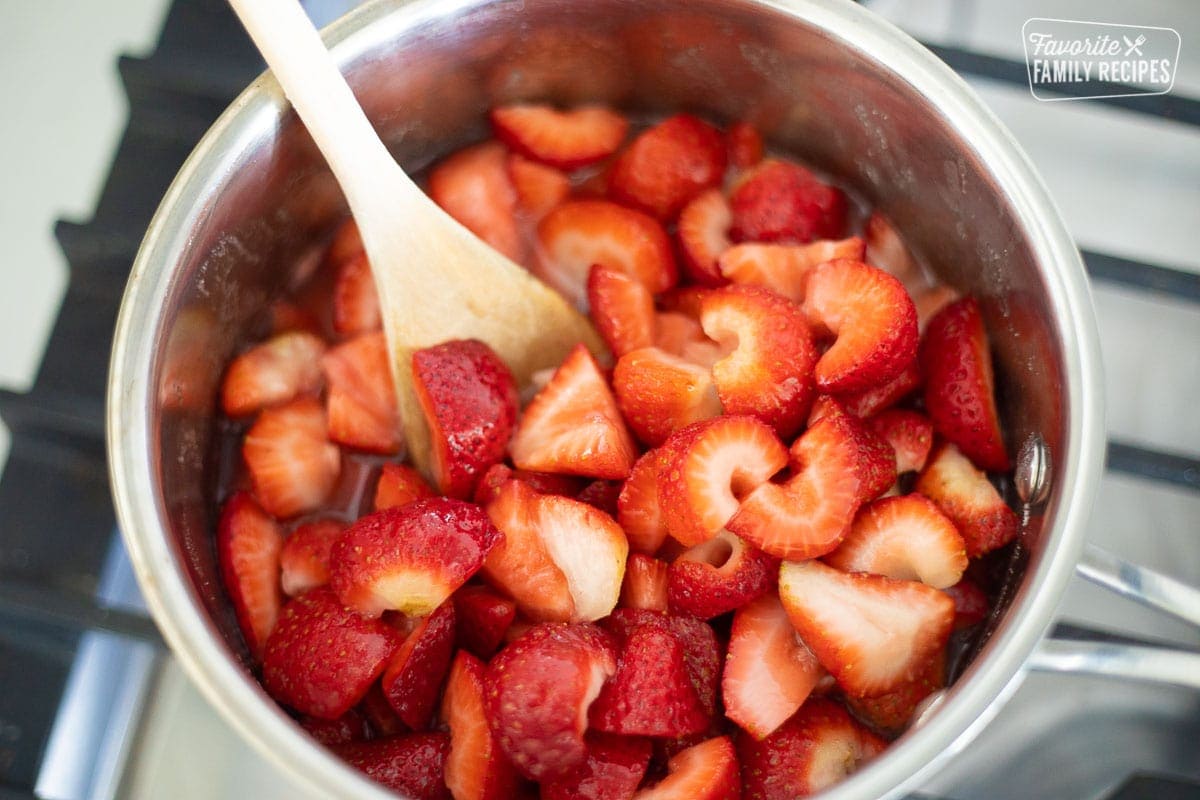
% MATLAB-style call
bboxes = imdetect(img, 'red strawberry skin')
[916,442,1019,558]
[217,492,284,662]
[617,448,671,555]
[454,584,517,659]
[608,113,727,221]
[443,651,522,800]
[667,531,778,620]
[920,296,1010,472]
[374,462,435,511]
[412,339,519,499]
[838,359,921,418]
[541,733,652,800]
[332,733,451,800]
[491,104,628,170]
[588,264,656,358]
[727,121,764,169]
[867,409,935,474]
[945,578,990,630]
[331,498,503,617]
[844,650,945,734]
[300,709,370,746]
[382,600,457,730]
[809,396,897,503]
[279,518,345,597]
[729,159,847,244]
[262,588,403,719]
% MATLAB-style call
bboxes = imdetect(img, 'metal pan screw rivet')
[1015,433,1051,507]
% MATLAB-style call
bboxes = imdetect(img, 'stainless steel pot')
[106,0,1197,797]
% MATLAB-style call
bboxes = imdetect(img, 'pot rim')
[107,0,1105,798]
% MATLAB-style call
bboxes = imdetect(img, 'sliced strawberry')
[802,259,919,394]
[221,331,326,417]
[944,578,990,630]
[412,339,519,499]
[718,238,864,303]
[653,311,727,368]
[472,463,585,506]
[588,264,656,357]
[322,331,402,454]
[608,114,727,221]
[381,600,457,729]
[443,651,522,800]
[301,709,370,746]
[428,140,523,262]
[510,343,636,480]
[808,396,896,502]
[658,416,788,547]
[491,104,628,169]
[825,494,967,589]
[845,650,945,734]
[614,346,722,447]
[279,518,344,597]
[700,285,817,439]
[723,593,823,740]
[920,296,1009,471]
[454,584,517,659]
[915,442,1019,558]
[726,121,764,170]
[374,462,435,511]
[656,285,711,318]
[536,199,677,307]
[330,498,502,617]
[243,397,340,518]
[728,415,862,560]
[738,698,882,798]
[507,152,570,219]
[864,211,921,289]
[332,733,451,800]
[617,448,671,555]
[263,588,402,719]
[838,358,921,418]
[576,479,622,517]
[332,251,382,336]
[866,409,934,474]
[729,158,846,244]
[485,623,619,780]
[778,560,955,697]
[676,189,732,286]
[358,682,406,738]
[542,733,653,800]
[667,531,777,620]
[268,299,321,337]
[217,492,284,661]
[620,553,670,612]
[635,736,740,799]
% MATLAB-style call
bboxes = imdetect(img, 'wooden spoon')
[228,0,604,479]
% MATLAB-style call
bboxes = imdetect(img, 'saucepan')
[107,0,1200,797]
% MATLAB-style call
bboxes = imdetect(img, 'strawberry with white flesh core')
[221,331,326,417]
[412,339,519,499]
[778,560,955,697]
[718,237,864,303]
[667,530,778,620]
[633,736,741,800]
[381,601,457,730]
[723,593,824,739]
[217,492,284,661]
[242,397,340,519]
[614,346,723,447]
[321,332,402,454]
[826,494,968,589]
[658,416,788,547]
[677,188,733,286]
[541,734,653,800]
[867,408,935,474]
[485,623,619,781]
[728,415,862,560]
[442,651,521,800]
[428,140,523,263]
[802,259,919,394]
[490,104,629,169]
[587,264,656,358]
[330,498,502,617]
[916,442,1020,558]
[617,448,672,555]
[607,113,727,221]
[331,733,451,800]
[510,343,637,479]
[279,518,344,597]
[920,296,1010,471]
[808,395,897,503]
[700,285,817,439]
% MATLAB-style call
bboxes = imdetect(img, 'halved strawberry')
[778,560,955,697]
[358,682,406,738]
[588,264,656,357]
[300,709,370,746]
[279,518,344,597]
[620,553,670,612]
[944,578,990,630]
[614,346,723,447]
[825,494,967,589]
[653,311,727,368]
[802,259,919,394]
[472,463,585,506]
[867,409,934,474]
[864,211,921,289]
[808,396,896,503]
[428,140,523,263]
[322,332,402,454]
[243,397,341,518]
[617,448,671,555]
[634,736,740,799]
[676,189,732,286]
[485,623,619,780]
[718,238,865,303]
[382,600,457,730]
[332,733,451,800]
[728,415,862,560]
[332,252,382,336]
[510,344,636,480]
[536,199,678,307]
[667,530,777,620]
[920,296,1009,471]
[838,358,921,418]
[915,442,1019,558]
[331,498,502,617]
[263,587,403,719]
[221,331,326,417]
[374,462,435,511]
[491,104,628,169]
[723,593,823,740]
[454,584,517,659]
[507,152,570,219]
[729,158,846,244]
[412,339,519,499]
[844,650,945,735]
[217,492,284,661]
[700,285,817,439]
[542,733,653,800]
[443,651,522,800]
[608,113,727,221]
[738,698,882,798]
[726,121,764,170]
[658,416,788,547]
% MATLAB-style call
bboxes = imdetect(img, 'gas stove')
[0,0,1195,798]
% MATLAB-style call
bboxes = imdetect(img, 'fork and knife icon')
[1123,34,1147,56]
